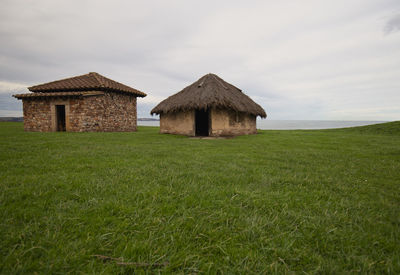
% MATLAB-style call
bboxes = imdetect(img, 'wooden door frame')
[51,100,70,132]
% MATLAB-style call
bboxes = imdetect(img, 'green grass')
[0,122,399,274]
[335,121,400,136]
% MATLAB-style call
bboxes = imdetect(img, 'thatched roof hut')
[151,73,266,137]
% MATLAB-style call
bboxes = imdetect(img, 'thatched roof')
[27,72,146,97]
[151,74,266,118]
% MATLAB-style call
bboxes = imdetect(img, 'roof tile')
[28,72,146,97]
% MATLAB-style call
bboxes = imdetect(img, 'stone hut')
[151,73,266,136]
[13,72,146,132]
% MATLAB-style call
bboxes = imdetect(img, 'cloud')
[0,93,22,116]
[0,81,27,117]
[384,13,400,34]
[1,0,400,120]
[0,81,28,94]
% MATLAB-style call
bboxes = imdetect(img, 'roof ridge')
[210,74,228,90]
[89,72,105,87]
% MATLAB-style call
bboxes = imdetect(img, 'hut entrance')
[56,105,66,131]
[195,109,209,136]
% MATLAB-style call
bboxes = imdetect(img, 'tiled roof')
[13,91,105,99]
[28,72,146,97]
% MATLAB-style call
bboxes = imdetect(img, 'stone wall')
[22,99,52,131]
[69,93,137,132]
[210,108,256,136]
[160,110,194,136]
[21,92,138,132]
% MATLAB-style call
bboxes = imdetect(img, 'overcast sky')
[1,0,399,120]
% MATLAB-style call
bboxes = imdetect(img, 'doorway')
[56,105,66,131]
[195,109,209,136]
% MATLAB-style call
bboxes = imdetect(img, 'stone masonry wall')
[21,92,138,132]
[22,99,52,131]
[69,93,137,132]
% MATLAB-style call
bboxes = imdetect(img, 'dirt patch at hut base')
[189,136,234,140]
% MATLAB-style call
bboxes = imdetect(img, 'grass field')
[1,122,399,274]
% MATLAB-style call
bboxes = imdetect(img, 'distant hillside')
[340,121,400,135]
[0,117,23,122]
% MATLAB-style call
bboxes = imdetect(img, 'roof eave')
[12,91,106,99]
[27,87,147,97]
[151,104,267,118]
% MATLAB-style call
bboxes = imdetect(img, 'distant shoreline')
[138,119,391,130]
[0,117,23,122]
[1,117,389,130]
[137,118,159,121]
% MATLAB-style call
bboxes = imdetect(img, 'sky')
[0,0,399,120]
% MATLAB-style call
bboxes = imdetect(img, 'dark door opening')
[195,109,209,136]
[56,105,66,132]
